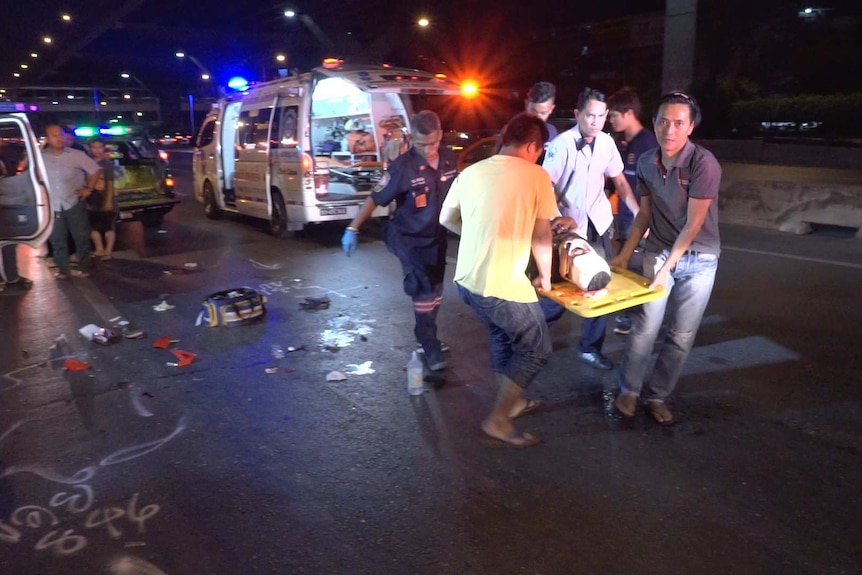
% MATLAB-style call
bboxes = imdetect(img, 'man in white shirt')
[541,88,640,370]
[42,124,101,279]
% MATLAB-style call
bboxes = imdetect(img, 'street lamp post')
[283,9,337,55]
[120,72,161,122]
[176,51,214,136]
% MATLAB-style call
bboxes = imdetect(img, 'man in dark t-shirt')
[610,92,721,426]
[607,87,658,334]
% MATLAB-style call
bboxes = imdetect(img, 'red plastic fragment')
[64,358,91,371]
[152,336,172,349]
[170,349,196,367]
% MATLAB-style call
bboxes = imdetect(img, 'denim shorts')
[456,283,551,389]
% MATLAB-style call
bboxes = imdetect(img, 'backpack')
[196,288,267,327]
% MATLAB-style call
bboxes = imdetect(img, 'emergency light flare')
[461,81,479,98]
[417,17,430,27]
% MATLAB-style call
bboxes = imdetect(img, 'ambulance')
[192,62,465,237]
[0,106,54,256]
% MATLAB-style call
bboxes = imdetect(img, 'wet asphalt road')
[1,150,861,575]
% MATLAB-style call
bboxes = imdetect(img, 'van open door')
[0,112,52,250]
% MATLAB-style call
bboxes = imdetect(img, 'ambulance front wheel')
[203,182,222,220]
[270,190,289,238]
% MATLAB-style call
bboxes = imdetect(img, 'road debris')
[152,336,175,349]
[167,349,195,367]
[344,361,375,375]
[300,296,331,311]
[326,371,347,382]
[64,358,91,371]
[249,258,282,270]
[153,300,175,311]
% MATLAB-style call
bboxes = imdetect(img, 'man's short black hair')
[43,122,65,135]
[608,87,642,117]
[500,112,549,149]
[411,110,441,135]
[527,81,556,104]
[655,91,702,127]
[576,87,607,111]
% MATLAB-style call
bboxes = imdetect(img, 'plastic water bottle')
[407,351,424,395]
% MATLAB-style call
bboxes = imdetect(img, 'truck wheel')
[140,212,165,228]
[204,182,222,220]
[270,190,289,238]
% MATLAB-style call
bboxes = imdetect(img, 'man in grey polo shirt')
[42,123,101,279]
[610,92,721,425]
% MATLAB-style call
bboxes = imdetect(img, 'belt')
[682,249,700,256]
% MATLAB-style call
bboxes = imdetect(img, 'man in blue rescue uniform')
[341,110,458,376]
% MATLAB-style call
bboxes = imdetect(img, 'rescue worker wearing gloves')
[341,110,458,374]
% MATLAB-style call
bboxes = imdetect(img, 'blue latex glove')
[341,229,358,256]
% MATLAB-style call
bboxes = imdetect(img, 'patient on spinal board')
[557,232,612,292]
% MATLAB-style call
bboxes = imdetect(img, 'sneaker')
[417,341,451,354]
[3,277,33,291]
[613,323,632,335]
[428,360,448,371]
[614,317,632,335]
[578,351,614,370]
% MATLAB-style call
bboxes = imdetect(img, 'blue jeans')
[619,250,718,400]
[457,283,551,389]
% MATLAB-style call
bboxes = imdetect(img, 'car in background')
[453,118,578,171]
[75,126,178,228]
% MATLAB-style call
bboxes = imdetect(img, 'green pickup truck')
[77,128,178,228]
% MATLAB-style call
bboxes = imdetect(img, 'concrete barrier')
[694,140,862,237]
[716,162,862,237]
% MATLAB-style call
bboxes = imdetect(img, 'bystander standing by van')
[87,138,119,259]
[42,123,101,279]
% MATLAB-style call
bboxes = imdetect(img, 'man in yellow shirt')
[440,112,558,447]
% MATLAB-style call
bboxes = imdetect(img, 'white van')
[192,63,464,237]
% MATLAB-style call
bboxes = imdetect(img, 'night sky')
[0,0,666,88]
[1,1,860,134]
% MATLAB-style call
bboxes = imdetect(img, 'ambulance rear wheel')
[203,182,222,220]
[270,190,289,238]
